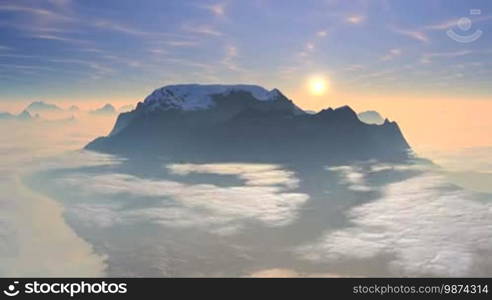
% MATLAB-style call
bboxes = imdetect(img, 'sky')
[0,0,492,150]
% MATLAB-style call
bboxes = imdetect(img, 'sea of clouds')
[1,114,491,277]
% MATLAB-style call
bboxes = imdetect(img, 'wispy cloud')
[424,15,492,31]
[47,0,73,10]
[0,3,73,22]
[29,34,89,45]
[352,68,396,81]
[183,24,222,36]
[424,19,463,31]
[0,63,57,72]
[49,58,114,74]
[160,57,212,70]
[305,42,315,51]
[392,28,429,42]
[380,48,402,61]
[76,47,107,54]
[420,50,473,63]
[1,2,174,41]
[346,15,366,25]
[0,19,75,35]
[0,3,78,37]
[0,53,40,59]
[221,45,242,71]
[165,40,199,47]
[278,66,299,79]
[148,48,167,56]
[393,14,492,44]
[343,64,364,72]
[299,41,316,58]
[203,3,226,16]
[92,20,158,37]
[102,55,143,68]
[425,50,473,58]
[298,27,330,59]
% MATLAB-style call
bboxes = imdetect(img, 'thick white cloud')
[327,165,373,191]
[298,173,492,276]
[60,163,309,232]
[167,163,300,189]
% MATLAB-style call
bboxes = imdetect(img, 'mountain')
[0,112,15,120]
[358,110,385,125]
[86,84,410,162]
[68,105,80,112]
[0,110,36,121]
[119,104,134,113]
[90,104,116,115]
[25,101,62,112]
[17,110,34,120]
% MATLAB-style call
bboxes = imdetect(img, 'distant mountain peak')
[142,84,285,112]
[68,105,80,112]
[317,105,358,121]
[358,110,385,125]
[17,110,32,120]
[335,105,356,114]
[119,104,134,113]
[101,104,115,110]
[90,103,116,115]
[0,110,36,121]
[319,108,334,113]
[26,101,61,112]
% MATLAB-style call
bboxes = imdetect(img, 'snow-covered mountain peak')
[142,84,282,111]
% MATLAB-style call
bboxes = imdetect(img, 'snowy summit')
[142,84,282,111]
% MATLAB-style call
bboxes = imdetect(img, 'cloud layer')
[298,172,492,276]
[60,163,309,234]
[0,120,117,276]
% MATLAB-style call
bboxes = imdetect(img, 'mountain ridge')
[86,84,411,163]
[90,103,116,115]
[25,101,62,112]
[142,84,287,112]
[0,110,37,121]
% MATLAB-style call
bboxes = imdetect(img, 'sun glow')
[308,76,329,95]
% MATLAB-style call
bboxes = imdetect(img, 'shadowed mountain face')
[86,84,410,163]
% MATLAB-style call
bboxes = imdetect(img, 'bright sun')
[308,76,329,95]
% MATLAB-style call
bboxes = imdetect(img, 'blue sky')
[0,0,491,106]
